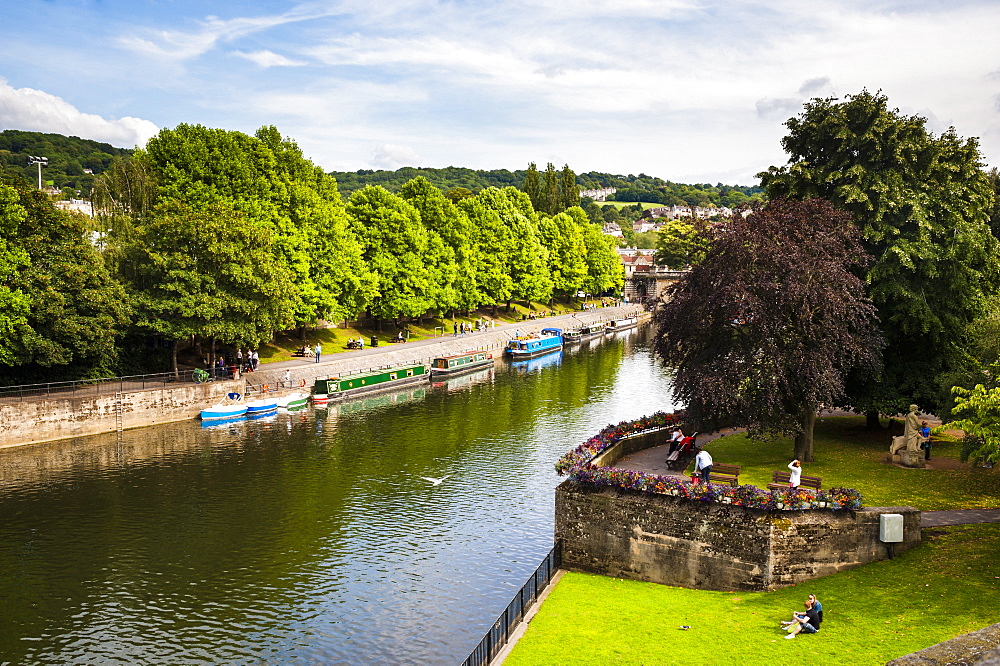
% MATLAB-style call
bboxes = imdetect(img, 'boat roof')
[434,350,489,360]
[541,327,562,334]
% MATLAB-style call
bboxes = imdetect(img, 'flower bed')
[556,413,863,511]
[554,411,681,475]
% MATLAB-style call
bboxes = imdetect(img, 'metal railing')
[462,543,561,666]
[0,371,201,403]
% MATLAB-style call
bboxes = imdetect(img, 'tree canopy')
[759,90,999,418]
[652,198,882,460]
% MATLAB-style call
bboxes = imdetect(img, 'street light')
[28,156,48,190]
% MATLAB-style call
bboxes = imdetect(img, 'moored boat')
[605,316,638,332]
[430,351,494,376]
[277,392,309,410]
[245,398,278,414]
[200,404,248,420]
[563,322,606,344]
[504,327,563,360]
[313,363,429,401]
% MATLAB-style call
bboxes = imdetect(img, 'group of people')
[235,349,259,373]
[346,337,365,350]
[780,594,823,638]
[454,319,494,335]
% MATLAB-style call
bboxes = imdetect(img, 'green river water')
[0,325,676,664]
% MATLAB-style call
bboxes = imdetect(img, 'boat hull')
[245,399,278,414]
[313,364,430,401]
[200,405,248,420]
[605,317,638,332]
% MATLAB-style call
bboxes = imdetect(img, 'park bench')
[767,471,822,491]
[705,462,741,486]
[292,346,309,357]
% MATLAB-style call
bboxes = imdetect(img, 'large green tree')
[538,209,587,301]
[580,218,625,296]
[0,178,130,381]
[0,181,31,366]
[122,200,295,375]
[759,91,999,421]
[347,185,432,322]
[653,198,882,461]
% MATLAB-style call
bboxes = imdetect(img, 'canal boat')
[200,403,248,420]
[563,322,606,344]
[313,363,429,401]
[605,316,638,332]
[504,328,563,360]
[430,351,494,376]
[245,397,279,415]
[277,392,309,410]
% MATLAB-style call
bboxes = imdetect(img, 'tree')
[580,215,624,296]
[560,164,578,210]
[538,209,587,301]
[122,200,295,376]
[947,373,1000,465]
[0,181,30,366]
[542,163,560,216]
[653,218,710,268]
[0,177,130,381]
[759,91,998,422]
[652,198,882,461]
[522,163,541,212]
[347,186,432,322]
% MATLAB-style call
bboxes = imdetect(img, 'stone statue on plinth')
[890,404,925,467]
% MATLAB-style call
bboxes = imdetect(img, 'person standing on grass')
[694,448,713,484]
[788,459,802,488]
[921,421,932,460]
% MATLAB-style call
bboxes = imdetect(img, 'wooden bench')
[767,470,822,491]
[706,462,741,486]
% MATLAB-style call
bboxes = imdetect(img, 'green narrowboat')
[312,363,429,400]
[430,351,494,376]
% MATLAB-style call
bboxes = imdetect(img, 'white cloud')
[371,144,421,170]
[232,50,307,67]
[0,78,158,148]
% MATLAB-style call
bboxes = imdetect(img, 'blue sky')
[1,0,998,184]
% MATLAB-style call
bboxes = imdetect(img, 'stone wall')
[556,480,921,591]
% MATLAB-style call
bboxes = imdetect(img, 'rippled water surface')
[0,326,675,664]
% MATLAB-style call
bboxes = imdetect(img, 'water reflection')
[0,326,675,664]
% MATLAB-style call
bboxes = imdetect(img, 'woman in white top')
[788,459,802,488]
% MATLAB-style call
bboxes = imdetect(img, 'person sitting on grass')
[783,598,821,639]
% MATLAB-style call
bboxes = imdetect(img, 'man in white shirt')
[695,449,713,484]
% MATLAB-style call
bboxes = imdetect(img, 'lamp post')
[28,156,48,190]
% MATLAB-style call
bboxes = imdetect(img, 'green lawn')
[506,523,1000,665]
[598,201,664,210]
[505,416,1000,664]
[688,416,1000,511]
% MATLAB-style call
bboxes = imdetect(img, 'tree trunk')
[172,340,180,380]
[794,404,816,462]
[865,410,882,429]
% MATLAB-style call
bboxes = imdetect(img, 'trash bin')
[370,336,379,347]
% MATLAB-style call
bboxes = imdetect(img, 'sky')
[1,0,998,185]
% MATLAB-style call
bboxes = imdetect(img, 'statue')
[890,405,925,465]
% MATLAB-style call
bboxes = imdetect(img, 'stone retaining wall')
[556,480,921,591]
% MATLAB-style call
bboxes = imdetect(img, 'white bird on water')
[420,475,451,486]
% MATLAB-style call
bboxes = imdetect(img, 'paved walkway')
[921,509,1000,527]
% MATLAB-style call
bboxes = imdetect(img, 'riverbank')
[0,306,648,448]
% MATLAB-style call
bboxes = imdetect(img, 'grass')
[504,416,1000,664]
[505,523,1000,665]
[253,299,598,365]
[685,416,1000,511]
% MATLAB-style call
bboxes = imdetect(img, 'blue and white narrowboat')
[504,328,563,360]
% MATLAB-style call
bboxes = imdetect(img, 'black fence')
[0,371,199,403]
[462,543,561,666]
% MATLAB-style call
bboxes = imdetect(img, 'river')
[0,325,676,665]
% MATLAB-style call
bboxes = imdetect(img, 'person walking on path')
[788,459,802,488]
[314,342,322,363]
[695,448,713,484]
